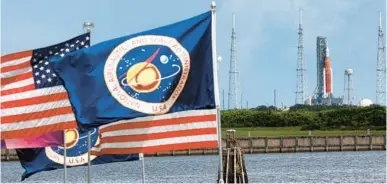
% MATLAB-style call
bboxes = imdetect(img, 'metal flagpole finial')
[211,1,216,12]
[217,55,222,62]
[217,55,222,72]
[83,21,94,33]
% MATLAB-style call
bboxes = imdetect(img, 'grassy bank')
[221,106,385,130]
[221,127,386,137]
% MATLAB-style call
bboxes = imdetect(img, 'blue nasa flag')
[16,128,139,181]
[50,11,215,129]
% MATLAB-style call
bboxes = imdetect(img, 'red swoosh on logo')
[119,48,160,79]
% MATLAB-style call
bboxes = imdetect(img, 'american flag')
[1,33,90,139]
[91,109,218,155]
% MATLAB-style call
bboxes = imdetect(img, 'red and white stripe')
[91,109,219,155]
[1,51,77,139]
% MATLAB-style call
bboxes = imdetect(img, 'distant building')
[359,98,373,107]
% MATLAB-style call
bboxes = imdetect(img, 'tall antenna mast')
[228,13,239,109]
[376,11,386,105]
[296,9,306,104]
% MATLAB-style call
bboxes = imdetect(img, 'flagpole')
[63,130,67,183]
[211,1,224,183]
[83,21,94,184]
[87,130,91,183]
[140,153,145,183]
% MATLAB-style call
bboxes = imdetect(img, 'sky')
[1,0,386,108]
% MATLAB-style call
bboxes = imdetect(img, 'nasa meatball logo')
[104,35,190,114]
[45,128,100,166]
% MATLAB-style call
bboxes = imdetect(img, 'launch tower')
[311,37,343,105]
[312,36,327,104]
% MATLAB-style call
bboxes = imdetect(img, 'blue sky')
[1,0,386,108]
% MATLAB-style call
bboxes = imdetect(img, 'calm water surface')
[1,151,385,183]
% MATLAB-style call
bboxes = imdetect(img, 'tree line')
[221,105,386,130]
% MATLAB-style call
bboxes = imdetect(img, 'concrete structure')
[2,134,385,160]
[149,134,386,156]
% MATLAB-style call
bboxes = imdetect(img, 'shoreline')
[2,134,385,161]
[2,149,386,162]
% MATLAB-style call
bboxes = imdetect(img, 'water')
[1,151,385,183]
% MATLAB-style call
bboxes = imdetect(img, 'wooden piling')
[238,149,246,183]
[221,129,248,183]
[233,147,236,182]
[5,149,9,161]
[225,148,230,184]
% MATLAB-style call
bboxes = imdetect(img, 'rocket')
[323,44,333,97]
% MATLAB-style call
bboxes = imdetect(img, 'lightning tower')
[376,12,386,105]
[228,13,239,109]
[296,9,306,104]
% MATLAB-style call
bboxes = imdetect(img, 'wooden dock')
[2,134,386,161]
